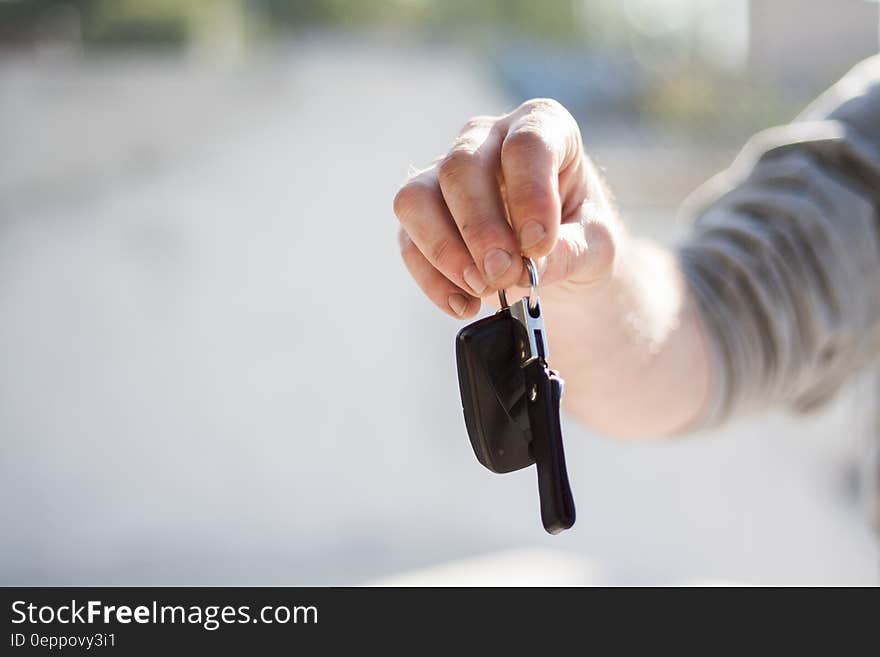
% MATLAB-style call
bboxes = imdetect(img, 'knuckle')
[438,148,477,186]
[428,237,454,269]
[519,97,566,119]
[458,214,499,248]
[507,178,554,211]
[393,179,437,223]
[460,115,495,134]
[502,125,553,162]
[508,98,581,165]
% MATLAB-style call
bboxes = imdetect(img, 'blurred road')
[1,38,877,585]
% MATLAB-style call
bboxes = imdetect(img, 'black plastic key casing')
[455,306,576,534]
[455,309,533,474]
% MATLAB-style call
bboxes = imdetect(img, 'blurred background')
[1,0,878,585]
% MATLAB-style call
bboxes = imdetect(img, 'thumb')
[534,208,617,289]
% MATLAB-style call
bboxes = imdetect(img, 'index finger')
[499,99,582,258]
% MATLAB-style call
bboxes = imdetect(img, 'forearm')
[546,58,880,438]
[541,234,712,438]
[395,80,880,438]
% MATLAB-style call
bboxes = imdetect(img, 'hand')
[394,99,711,436]
[393,98,619,318]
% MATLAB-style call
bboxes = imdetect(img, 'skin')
[394,99,712,437]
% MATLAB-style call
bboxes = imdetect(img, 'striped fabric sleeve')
[678,57,880,426]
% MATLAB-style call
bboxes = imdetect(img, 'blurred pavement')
[0,38,877,585]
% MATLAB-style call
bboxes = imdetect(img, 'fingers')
[399,228,481,318]
[500,99,583,258]
[394,99,608,320]
[539,218,616,287]
[437,118,524,291]
[394,168,488,297]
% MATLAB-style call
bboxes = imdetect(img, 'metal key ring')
[497,257,539,312]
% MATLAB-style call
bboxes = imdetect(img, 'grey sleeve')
[679,56,880,425]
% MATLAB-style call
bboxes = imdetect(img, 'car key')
[455,257,576,534]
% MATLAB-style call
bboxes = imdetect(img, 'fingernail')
[483,249,512,281]
[448,294,468,316]
[519,220,546,251]
[463,264,487,295]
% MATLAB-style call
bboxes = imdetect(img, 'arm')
[557,55,880,435]
[394,59,880,437]
[680,56,880,426]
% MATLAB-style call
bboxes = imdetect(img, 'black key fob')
[455,258,576,534]
[455,308,532,473]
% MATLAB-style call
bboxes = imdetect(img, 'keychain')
[455,257,576,534]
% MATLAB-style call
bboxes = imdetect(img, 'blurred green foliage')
[0,0,797,135]
[1,0,624,45]
[259,0,609,42]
